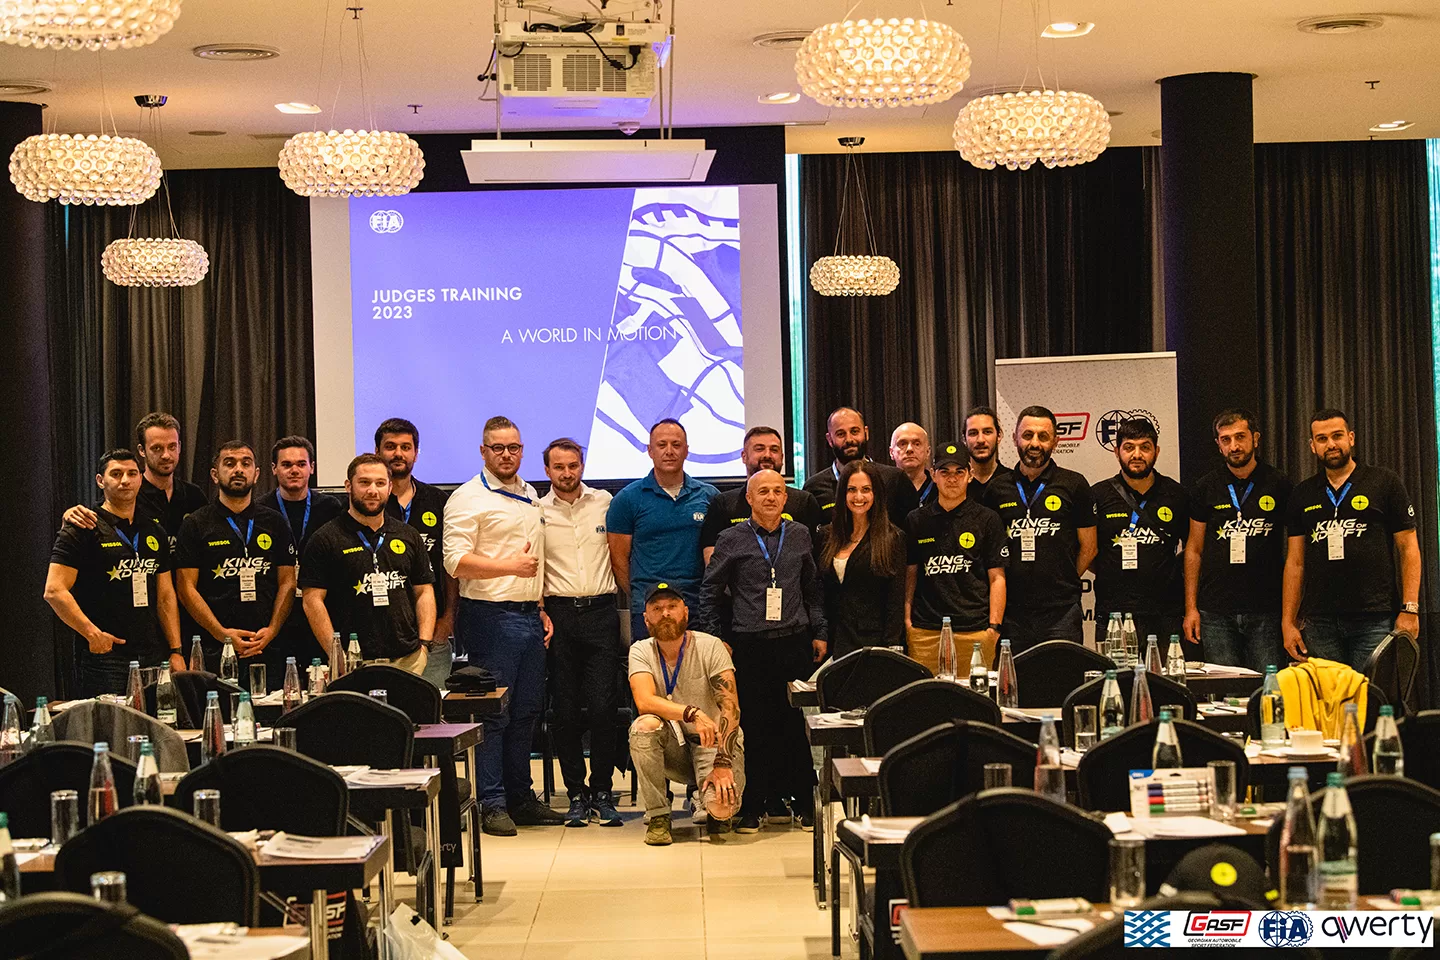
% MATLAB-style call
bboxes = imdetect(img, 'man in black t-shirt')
[1182,409,1291,672]
[176,441,297,674]
[802,407,918,531]
[45,450,184,696]
[270,435,344,664]
[984,405,1097,651]
[702,426,823,564]
[963,406,1013,505]
[905,442,1008,673]
[1090,418,1189,648]
[300,454,437,672]
[376,418,460,687]
[1282,409,1422,671]
[889,422,936,508]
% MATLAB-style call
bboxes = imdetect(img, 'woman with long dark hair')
[819,460,906,658]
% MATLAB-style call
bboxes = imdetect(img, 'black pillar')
[0,102,56,701]
[1160,73,1258,482]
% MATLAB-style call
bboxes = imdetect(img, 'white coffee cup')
[1290,729,1323,752]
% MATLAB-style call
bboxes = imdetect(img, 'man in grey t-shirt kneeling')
[629,582,745,845]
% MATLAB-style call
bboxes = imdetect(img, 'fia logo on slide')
[369,210,404,234]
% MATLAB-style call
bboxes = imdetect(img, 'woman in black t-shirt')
[819,462,906,659]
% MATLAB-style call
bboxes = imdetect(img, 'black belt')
[544,594,615,609]
[732,625,812,643]
[464,598,539,613]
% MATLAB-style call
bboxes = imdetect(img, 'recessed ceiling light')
[0,79,52,96]
[1150,129,1162,140]
[752,30,811,49]
[1369,120,1413,132]
[189,130,227,137]
[193,43,281,61]
[275,102,322,114]
[758,91,801,105]
[1296,16,1383,35]
[1042,21,1095,38]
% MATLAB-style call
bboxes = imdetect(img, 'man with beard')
[1282,409,1421,671]
[701,426,823,563]
[45,450,184,696]
[1089,419,1189,646]
[539,438,624,828]
[803,407,917,531]
[300,454,435,674]
[984,406,1097,650]
[699,469,826,832]
[890,422,936,507]
[629,585,743,845]
[607,419,719,643]
[963,406,1012,504]
[1182,410,1291,671]
[444,417,565,834]
[376,418,460,688]
[175,441,297,673]
[270,436,344,664]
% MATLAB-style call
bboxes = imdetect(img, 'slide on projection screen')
[311,185,784,486]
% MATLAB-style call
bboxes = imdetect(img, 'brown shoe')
[644,814,673,846]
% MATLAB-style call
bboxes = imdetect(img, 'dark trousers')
[1002,603,1084,653]
[458,598,547,811]
[546,596,621,798]
[1301,613,1393,673]
[729,629,816,818]
[77,644,165,697]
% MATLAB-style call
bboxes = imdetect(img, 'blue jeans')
[1199,612,1286,674]
[457,599,546,811]
[420,639,453,689]
[1300,614,1393,673]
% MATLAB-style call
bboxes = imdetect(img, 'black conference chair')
[171,670,245,724]
[1075,718,1248,812]
[1245,681,1388,740]
[1012,640,1111,708]
[54,806,259,925]
[1363,632,1421,717]
[1062,671,1197,748]
[900,789,1111,907]
[815,647,932,712]
[878,720,1036,817]
[173,745,347,834]
[1264,775,1440,894]
[0,892,188,960]
[1389,710,1440,790]
[330,664,442,725]
[863,679,1001,757]
[0,742,138,839]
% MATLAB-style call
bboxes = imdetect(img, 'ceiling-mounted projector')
[496,21,670,119]
[460,139,715,184]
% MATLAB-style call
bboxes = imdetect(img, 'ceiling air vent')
[1296,16,1384,35]
[752,30,811,50]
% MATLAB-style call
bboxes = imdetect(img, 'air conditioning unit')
[498,30,661,119]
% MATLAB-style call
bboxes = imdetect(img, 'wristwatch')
[1402,602,1420,615]
[988,623,1003,633]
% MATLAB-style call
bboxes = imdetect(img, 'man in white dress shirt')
[540,438,624,828]
[443,416,565,835]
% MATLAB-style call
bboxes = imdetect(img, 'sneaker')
[707,815,733,837]
[798,813,815,832]
[592,791,623,827]
[564,795,589,828]
[765,798,792,824]
[510,794,567,827]
[735,815,762,834]
[481,808,518,837]
[644,814,673,846]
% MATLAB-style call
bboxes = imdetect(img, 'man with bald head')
[699,468,827,832]
[803,406,918,531]
[890,421,936,507]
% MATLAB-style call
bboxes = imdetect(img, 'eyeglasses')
[485,443,523,455]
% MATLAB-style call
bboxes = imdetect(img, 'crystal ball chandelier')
[0,0,183,50]
[810,255,901,297]
[795,17,971,108]
[278,129,425,198]
[8,133,161,204]
[953,88,1111,170]
[102,237,209,286]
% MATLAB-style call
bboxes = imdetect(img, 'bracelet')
[682,704,698,723]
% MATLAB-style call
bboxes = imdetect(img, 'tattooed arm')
[708,669,741,769]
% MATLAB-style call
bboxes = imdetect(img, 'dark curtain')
[798,146,1155,469]
[48,168,315,509]
[1254,140,1439,703]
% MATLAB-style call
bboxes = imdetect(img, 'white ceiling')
[0,0,1434,168]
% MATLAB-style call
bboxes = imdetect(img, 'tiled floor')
[419,763,857,960]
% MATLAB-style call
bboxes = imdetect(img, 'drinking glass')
[1208,760,1238,820]
[50,789,80,848]
[91,871,127,904]
[1162,704,1187,721]
[249,663,268,699]
[125,735,149,762]
[275,726,298,751]
[193,788,222,827]
[1035,764,1067,804]
[228,692,241,724]
[368,689,389,706]
[1094,640,1109,661]
[1073,705,1099,752]
[1109,837,1146,908]
[982,763,1012,789]
[1429,832,1439,890]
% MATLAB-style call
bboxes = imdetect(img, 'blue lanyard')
[659,633,689,698]
[1128,499,1148,530]
[113,524,141,556]
[277,489,311,538]
[917,476,935,503]
[356,529,386,571]
[831,461,840,481]
[225,516,254,558]
[751,520,787,585]
[481,472,536,506]
[1016,479,1046,516]
[400,498,413,524]
[1325,480,1353,519]
[1227,481,1253,513]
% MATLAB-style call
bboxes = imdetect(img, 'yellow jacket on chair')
[1275,658,1369,739]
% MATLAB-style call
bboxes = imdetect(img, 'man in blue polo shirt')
[607,419,719,642]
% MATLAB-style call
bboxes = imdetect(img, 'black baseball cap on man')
[645,582,686,606]
[934,442,968,469]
